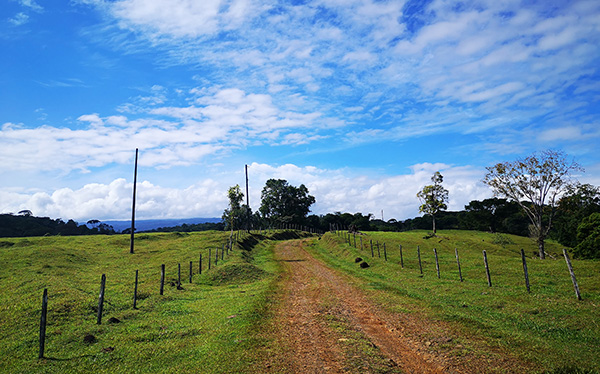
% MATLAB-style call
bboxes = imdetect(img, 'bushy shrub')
[573,213,600,259]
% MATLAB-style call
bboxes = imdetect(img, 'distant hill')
[103,217,222,233]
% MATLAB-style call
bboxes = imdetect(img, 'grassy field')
[310,230,600,373]
[1,229,598,373]
[0,230,296,374]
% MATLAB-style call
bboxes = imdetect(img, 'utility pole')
[130,148,138,254]
[245,164,250,232]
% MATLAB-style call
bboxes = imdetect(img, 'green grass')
[0,231,289,373]
[311,230,600,373]
[2,229,598,373]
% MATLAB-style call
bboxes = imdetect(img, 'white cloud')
[20,0,43,12]
[0,86,334,173]
[9,12,29,26]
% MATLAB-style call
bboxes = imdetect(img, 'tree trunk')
[538,235,546,260]
[536,217,546,260]
[432,216,437,234]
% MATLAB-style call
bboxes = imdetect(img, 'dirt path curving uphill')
[268,239,450,373]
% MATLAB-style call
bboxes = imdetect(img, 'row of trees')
[223,150,598,259]
[222,179,316,232]
[0,214,116,237]
[415,150,599,259]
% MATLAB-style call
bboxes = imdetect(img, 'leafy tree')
[259,179,315,226]
[551,183,600,248]
[417,171,449,234]
[222,185,249,231]
[573,213,600,259]
[483,150,581,259]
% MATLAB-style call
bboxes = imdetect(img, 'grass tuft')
[200,263,268,285]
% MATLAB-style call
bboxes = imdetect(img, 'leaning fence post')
[97,274,106,324]
[39,288,48,359]
[434,248,440,279]
[160,264,165,295]
[563,249,582,300]
[133,270,139,309]
[455,248,463,282]
[483,250,492,287]
[520,249,530,293]
[417,246,423,275]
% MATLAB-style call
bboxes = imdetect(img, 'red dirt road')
[270,239,449,373]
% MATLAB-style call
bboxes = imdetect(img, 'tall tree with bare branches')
[483,150,582,259]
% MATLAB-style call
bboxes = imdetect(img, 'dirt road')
[269,239,450,374]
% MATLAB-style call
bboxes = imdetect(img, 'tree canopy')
[417,171,449,233]
[222,185,250,231]
[483,150,581,259]
[259,179,315,226]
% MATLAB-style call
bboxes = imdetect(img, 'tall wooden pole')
[130,148,138,254]
[245,164,250,232]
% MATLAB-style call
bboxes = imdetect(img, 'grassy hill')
[0,230,296,373]
[312,230,600,373]
[0,229,598,373]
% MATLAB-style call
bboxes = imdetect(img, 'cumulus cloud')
[0,86,332,173]
[80,0,600,157]
[0,162,491,222]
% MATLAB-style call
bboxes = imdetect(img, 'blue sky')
[1,0,599,222]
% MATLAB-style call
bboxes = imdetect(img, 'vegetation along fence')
[332,227,586,301]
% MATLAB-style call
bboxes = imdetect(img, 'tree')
[482,150,582,259]
[222,185,249,231]
[573,212,600,259]
[417,171,449,234]
[551,183,600,248]
[259,179,315,226]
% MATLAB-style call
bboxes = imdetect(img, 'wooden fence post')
[209,249,212,270]
[370,240,374,257]
[178,263,181,288]
[97,274,106,324]
[133,270,139,309]
[483,250,492,287]
[520,249,530,293]
[434,248,440,279]
[360,237,363,251]
[383,243,387,261]
[417,246,423,275]
[215,248,218,266]
[455,248,463,282]
[199,254,202,274]
[39,288,48,359]
[377,241,381,258]
[160,264,165,295]
[189,261,193,284]
[563,249,582,300]
[399,245,403,268]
